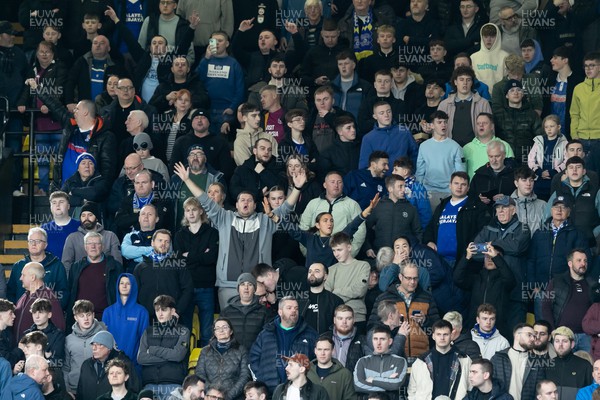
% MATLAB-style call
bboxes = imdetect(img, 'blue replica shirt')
[436,197,467,260]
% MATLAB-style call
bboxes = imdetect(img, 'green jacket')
[307,358,357,400]
[571,77,600,140]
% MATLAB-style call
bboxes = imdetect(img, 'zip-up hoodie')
[471,24,510,94]
[570,76,600,139]
[102,273,149,369]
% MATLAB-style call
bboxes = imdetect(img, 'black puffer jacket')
[37,90,118,190]
[220,296,270,350]
[196,340,250,400]
[61,171,110,208]
[174,223,219,288]
[75,349,140,400]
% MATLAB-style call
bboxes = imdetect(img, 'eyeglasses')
[188,152,204,159]
[134,142,149,151]
[117,86,134,91]
[28,239,46,245]
[124,164,143,172]
[213,326,230,332]
[551,205,568,210]
[401,274,418,282]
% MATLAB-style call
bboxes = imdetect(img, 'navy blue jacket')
[249,316,318,393]
[343,168,388,209]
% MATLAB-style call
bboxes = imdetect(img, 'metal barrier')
[2,105,59,218]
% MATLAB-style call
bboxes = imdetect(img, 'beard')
[533,340,548,352]
[308,276,325,287]
[82,220,96,230]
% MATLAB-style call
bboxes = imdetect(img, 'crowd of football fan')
[2,0,600,398]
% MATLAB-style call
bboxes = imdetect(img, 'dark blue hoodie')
[101,273,149,371]
[0,373,44,400]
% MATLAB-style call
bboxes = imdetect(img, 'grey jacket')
[199,192,292,288]
[61,224,122,275]
[511,190,547,237]
[63,319,107,392]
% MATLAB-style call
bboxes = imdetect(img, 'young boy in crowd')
[23,298,65,368]
[233,103,279,166]
[72,13,103,59]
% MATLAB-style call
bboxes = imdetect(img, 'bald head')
[124,153,144,181]
[91,35,110,59]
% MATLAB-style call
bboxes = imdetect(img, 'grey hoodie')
[511,190,547,237]
[63,319,107,392]
[61,223,122,275]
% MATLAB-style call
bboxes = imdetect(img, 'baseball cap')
[493,195,516,207]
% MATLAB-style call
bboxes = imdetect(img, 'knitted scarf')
[474,323,497,340]
[148,249,170,262]
[352,9,374,61]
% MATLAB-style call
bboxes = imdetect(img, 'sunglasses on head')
[134,142,149,151]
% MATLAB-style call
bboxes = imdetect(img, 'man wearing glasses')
[7,227,68,309]
[497,6,536,56]
[367,262,440,362]
[491,323,544,399]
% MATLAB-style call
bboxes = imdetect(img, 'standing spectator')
[302,263,344,335]
[273,353,329,400]
[307,86,353,154]
[96,358,138,400]
[511,166,548,235]
[259,85,287,143]
[249,297,318,393]
[546,326,593,399]
[13,262,66,341]
[42,192,80,260]
[8,227,68,310]
[300,19,346,91]
[493,79,542,164]
[174,197,219,347]
[416,110,466,211]
[220,273,270,350]
[444,0,486,57]
[197,31,245,134]
[550,46,583,137]
[497,7,536,56]
[576,359,600,400]
[424,171,490,264]
[331,50,372,120]
[359,101,418,170]
[471,23,509,94]
[469,141,516,206]
[542,248,597,352]
[407,320,470,400]
[233,102,279,166]
[328,305,365,372]
[571,51,600,153]
[438,66,493,147]
[463,112,514,178]
[490,323,543,400]
[317,115,361,179]
[101,275,148,371]
[391,157,432,229]
[357,25,399,83]
[443,311,482,361]
[354,325,407,400]
[138,295,190,400]
[23,298,66,368]
[67,232,123,321]
[133,230,193,320]
[307,336,356,400]
[120,204,158,270]
[344,151,388,209]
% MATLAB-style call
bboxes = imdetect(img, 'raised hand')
[361,192,380,218]
[262,197,272,215]
[291,168,307,189]
[173,162,190,182]
[239,18,255,32]
[104,6,119,23]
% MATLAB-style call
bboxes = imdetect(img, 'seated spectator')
[471,23,509,94]
[174,197,219,346]
[8,227,68,310]
[95,74,120,111]
[133,230,193,320]
[491,55,544,117]
[13,262,66,341]
[102,273,149,372]
[165,375,205,400]
[220,273,269,350]
[3,355,50,400]
[41,191,81,260]
[363,300,409,357]
[76,331,140,400]
[96,358,138,400]
[195,318,250,400]
[443,311,481,361]
[138,295,190,399]
[344,151,388,208]
[61,153,110,218]
[233,103,279,166]
[528,115,568,200]
[357,70,407,136]
[576,359,600,399]
[67,232,123,321]
[63,300,107,397]
[17,331,66,398]
[23,298,66,368]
